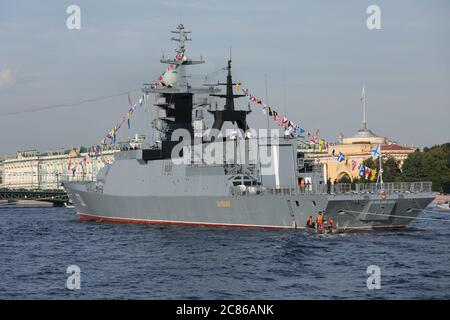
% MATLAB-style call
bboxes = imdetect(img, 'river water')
[1,205,449,299]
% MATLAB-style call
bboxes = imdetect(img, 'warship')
[63,24,435,231]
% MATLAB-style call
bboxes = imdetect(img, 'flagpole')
[379,151,384,190]
[265,73,269,133]
[362,85,367,129]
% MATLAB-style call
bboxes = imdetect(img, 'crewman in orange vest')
[306,216,314,228]
[316,212,323,231]
[328,217,334,232]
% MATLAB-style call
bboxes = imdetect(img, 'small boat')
[436,201,450,210]
[304,225,336,234]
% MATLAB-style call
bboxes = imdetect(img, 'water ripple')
[0,206,449,299]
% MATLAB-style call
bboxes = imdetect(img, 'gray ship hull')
[65,182,434,231]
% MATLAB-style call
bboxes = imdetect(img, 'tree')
[79,146,88,153]
[362,158,377,170]
[402,150,426,181]
[382,157,402,182]
[360,157,401,182]
[355,144,450,192]
[401,143,450,192]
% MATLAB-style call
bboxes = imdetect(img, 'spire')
[361,85,367,130]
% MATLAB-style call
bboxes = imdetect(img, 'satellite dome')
[162,70,177,87]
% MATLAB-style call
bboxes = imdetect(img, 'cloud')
[0,69,15,88]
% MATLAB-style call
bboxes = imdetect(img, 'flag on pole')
[370,168,377,181]
[351,159,357,171]
[365,167,372,180]
[337,152,346,163]
[358,164,365,176]
[371,144,381,159]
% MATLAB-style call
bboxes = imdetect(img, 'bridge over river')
[0,189,69,206]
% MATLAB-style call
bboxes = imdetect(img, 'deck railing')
[236,181,433,196]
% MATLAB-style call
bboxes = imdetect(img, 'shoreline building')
[0,135,144,190]
[306,123,415,182]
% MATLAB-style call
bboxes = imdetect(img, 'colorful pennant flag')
[370,168,377,181]
[358,164,365,176]
[351,159,357,171]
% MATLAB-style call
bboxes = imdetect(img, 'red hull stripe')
[76,213,407,231]
[77,213,293,230]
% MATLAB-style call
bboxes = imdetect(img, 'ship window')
[312,201,317,207]
[243,181,252,186]
[233,181,241,186]
[295,201,300,207]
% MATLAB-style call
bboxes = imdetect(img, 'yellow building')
[307,123,415,182]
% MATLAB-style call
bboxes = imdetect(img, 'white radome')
[162,70,178,87]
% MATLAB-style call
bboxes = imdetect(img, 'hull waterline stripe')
[77,213,293,230]
[76,213,408,230]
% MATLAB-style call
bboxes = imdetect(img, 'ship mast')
[141,24,218,158]
[208,60,251,132]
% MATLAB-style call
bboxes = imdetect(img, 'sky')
[0,0,449,155]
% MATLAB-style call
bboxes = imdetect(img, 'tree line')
[350,143,450,193]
